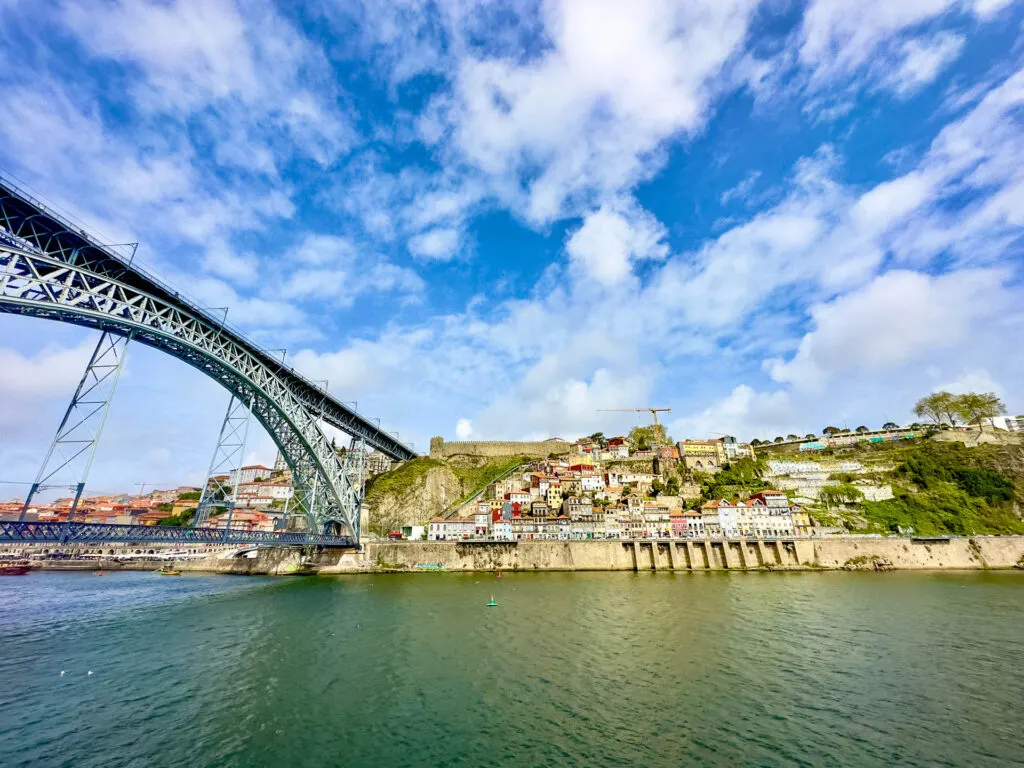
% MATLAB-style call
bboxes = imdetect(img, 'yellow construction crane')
[597,407,672,445]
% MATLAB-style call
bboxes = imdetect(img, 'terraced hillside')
[761,438,1024,536]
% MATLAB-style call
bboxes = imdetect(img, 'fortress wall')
[429,436,573,459]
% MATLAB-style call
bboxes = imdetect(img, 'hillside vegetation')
[858,442,1024,535]
[762,439,1024,536]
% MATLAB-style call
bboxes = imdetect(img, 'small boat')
[0,559,31,576]
[487,596,498,607]
[159,564,181,576]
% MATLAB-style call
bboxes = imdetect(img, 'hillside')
[761,438,1024,536]
[363,454,527,536]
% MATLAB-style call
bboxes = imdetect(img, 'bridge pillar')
[192,393,254,534]
[20,330,129,522]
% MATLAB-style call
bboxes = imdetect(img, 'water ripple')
[1,570,1023,767]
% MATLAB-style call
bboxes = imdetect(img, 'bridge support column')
[192,393,254,533]
[20,331,129,523]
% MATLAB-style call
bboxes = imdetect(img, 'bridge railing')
[0,521,356,548]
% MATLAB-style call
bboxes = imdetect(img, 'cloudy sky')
[1,0,1022,496]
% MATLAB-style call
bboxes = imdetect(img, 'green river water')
[1,570,1022,767]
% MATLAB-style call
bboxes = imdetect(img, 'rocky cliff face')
[365,462,462,536]
[363,455,525,536]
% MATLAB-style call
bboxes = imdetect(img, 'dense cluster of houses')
[5,464,292,533]
[428,435,814,542]
[4,444,397,534]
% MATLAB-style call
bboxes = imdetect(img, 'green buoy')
[487,596,498,607]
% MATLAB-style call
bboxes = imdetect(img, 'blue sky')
[1,0,1022,496]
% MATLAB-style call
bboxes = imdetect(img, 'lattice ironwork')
[0,177,416,542]
[0,520,355,548]
[0,246,408,541]
[19,331,129,521]
[192,394,254,528]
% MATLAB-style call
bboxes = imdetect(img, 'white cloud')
[669,385,799,443]
[884,32,966,96]
[720,170,762,205]
[935,368,1006,396]
[278,235,424,304]
[455,418,473,439]
[408,227,461,261]
[202,239,257,284]
[434,0,759,222]
[565,202,668,286]
[799,0,998,83]
[0,341,94,401]
[767,269,1013,390]
[62,0,354,166]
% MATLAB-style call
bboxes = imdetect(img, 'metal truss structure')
[0,178,416,542]
[192,394,253,529]
[0,520,355,548]
[19,331,129,521]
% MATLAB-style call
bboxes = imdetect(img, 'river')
[1,570,1022,767]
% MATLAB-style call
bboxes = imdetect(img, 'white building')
[427,517,476,541]
[703,496,795,538]
[237,465,274,485]
[505,490,531,504]
[580,474,605,492]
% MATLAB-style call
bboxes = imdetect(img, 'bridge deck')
[0,521,356,548]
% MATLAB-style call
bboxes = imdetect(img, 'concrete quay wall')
[811,535,1024,570]
[354,539,814,572]
[346,536,1024,573]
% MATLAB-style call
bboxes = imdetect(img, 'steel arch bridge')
[0,179,415,542]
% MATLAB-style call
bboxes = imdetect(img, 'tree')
[882,422,899,430]
[629,424,671,450]
[750,439,762,446]
[786,434,799,440]
[650,478,664,498]
[804,433,816,440]
[914,391,959,426]
[823,426,841,435]
[588,432,607,448]
[855,426,869,433]
[773,436,784,443]
[666,476,680,496]
[953,392,1006,427]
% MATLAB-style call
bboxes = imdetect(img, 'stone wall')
[811,535,1024,569]
[430,436,573,459]
[342,538,816,572]
[317,536,1024,573]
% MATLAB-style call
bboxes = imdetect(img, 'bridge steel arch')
[0,180,416,539]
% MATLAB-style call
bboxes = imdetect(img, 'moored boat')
[159,564,182,576]
[0,559,32,576]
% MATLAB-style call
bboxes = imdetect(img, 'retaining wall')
[332,536,1024,573]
